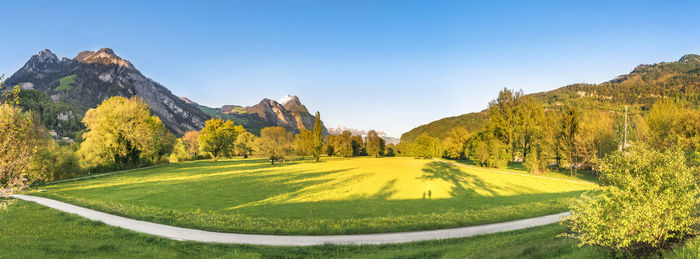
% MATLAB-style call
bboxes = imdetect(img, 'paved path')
[11,194,569,246]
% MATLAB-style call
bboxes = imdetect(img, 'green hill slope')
[401,54,700,143]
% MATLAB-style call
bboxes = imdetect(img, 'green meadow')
[30,157,594,235]
[54,74,76,90]
[0,199,600,258]
[3,199,697,258]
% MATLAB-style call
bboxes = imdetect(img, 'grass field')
[29,157,595,235]
[0,199,607,258]
[55,74,76,90]
[3,199,696,258]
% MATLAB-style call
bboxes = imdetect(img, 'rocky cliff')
[195,95,328,135]
[4,48,210,136]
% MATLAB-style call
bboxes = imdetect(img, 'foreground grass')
[0,199,605,258]
[30,157,594,235]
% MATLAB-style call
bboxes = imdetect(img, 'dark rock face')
[5,48,210,136]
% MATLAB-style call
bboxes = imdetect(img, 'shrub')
[563,144,700,256]
[169,139,189,163]
[32,143,82,181]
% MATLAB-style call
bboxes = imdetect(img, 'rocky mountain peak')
[279,95,300,106]
[5,48,210,137]
[96,47,116,55]
[679,54,700,63]
[74,47,133,68]
[36,49,59,62]
[179,96,197,105]
[19,49,62,73]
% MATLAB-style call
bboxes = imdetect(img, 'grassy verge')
[27,157,593,235]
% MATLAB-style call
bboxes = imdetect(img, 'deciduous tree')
[198,118,240,161]
[413,133,440,158]
[564,144,699,256]
[293,129,314,158]
[182,131,200,158]
[255,126,292,164]
[235,132,255,158]
[78,96,173,168]
[559,106,580,175]
[442,127,470,160]
[365,130,385,158]
[0,100,47,194]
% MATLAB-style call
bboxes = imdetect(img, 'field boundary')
[11,194,570,246]
[38,164,168,185]
[434,159,597,185]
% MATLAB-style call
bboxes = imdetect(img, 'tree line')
[401,87,699,175]
[1,85,401,195]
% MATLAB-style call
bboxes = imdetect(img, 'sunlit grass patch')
[55,74,76,90]
[29,157,595,234]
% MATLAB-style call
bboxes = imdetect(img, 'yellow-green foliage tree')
[293,129,314,158]
[558,106,581,175]
[235,132,255,158]
[198,118,241,161]
[646,99,700,164]
[169,139,189,163]
[412,133,440,158]
[0,85,48,194]
[514,96,546,162]
[31,142,81,182]
[365,130,385,158]
[577,110,619,165]
[487,88,522,159]
[442,127,470,160]
[467,132,509,168]
[255,126,292,164]
[330,130,353,157]
[564,144,700,256]
[182,131,200,158]
[78,96,174,168]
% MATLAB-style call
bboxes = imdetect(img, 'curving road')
[11,194,569,246]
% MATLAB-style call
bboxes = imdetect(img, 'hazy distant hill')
[4,48,209,137]
[327,126,400,144]
[401,54,700,143]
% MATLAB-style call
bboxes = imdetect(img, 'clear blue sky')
[1,0,699,137]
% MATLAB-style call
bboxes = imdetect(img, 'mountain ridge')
[191,95,328,136]
[5,48,209,137]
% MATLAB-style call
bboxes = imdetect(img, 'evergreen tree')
[312,111,324,162]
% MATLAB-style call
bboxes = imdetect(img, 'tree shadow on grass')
[418,161,499,197]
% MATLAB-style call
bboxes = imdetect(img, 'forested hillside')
[402,54,700,145]
[400,112,487,143]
